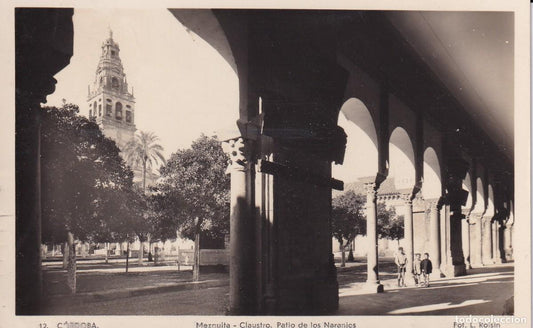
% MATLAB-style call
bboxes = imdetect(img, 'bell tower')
[88,29,136,150]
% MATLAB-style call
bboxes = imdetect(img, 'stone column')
[470,213,483,267]
[504,223,513,261]
[493,221,502,264]
[428,199,441,277]
[363,182,384,292]
[223,137,256,314]
[402,194,414,283]
[461,214,472,269]
[482,217,493,265]
[439,205,449,273]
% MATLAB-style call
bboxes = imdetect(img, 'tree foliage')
[152,134,230,242]
[123,131,166,192]
[40,103,135,244]
[331,190,366,247]
[377,202,404,241]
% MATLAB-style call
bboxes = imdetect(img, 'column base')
[363,281,384,293]
[271,279,339,315]
[431,268,443,279]
[441,263,467,277]
[482,258,494,266]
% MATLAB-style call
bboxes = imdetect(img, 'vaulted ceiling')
[386,11,514,162]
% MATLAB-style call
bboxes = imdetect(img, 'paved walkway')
[40,258,513,315]
[337,263,514,315]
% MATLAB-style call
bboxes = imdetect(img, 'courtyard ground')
[40,257,513,315]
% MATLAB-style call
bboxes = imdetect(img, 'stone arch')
[473,177,485,214]
[463,172,473,211]
[487,184,495,219]
[389,127,416,191]
[333,98,378,181]
[422,147,441,199]
[169,9,237,75]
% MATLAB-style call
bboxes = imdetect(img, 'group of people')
[394,247,433,287]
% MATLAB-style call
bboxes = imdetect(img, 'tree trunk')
[138,238,144,265]
[340,241,346,267]
[142,160,146,193]
[125,241,130,273]
[104,242,109,264]
[193,229,200,281]
[66,231,76,294]
[62,242,68,269]
[147,234,152,262]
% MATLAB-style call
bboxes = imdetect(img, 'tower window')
[111,50,116,57]
[93,101,97,111]
[89,109,93,117]
[112,77,119,90]
[115,102,123,120]
[125,111,132,123]
[106,104,112,116]
[98,105,102,116]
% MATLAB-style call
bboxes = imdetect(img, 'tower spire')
[108,26,113,40]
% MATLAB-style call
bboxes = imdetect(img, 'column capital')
[425,198,441,210]
[222,137,250,172]
[363,182,377,203]
[401,193,413,205]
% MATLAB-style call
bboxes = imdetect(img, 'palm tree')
[123,131,166,193]
[123,131,166,265]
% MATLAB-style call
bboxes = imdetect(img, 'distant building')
[87,30,158,188]
[333,178,429,257]
[87,29,136,150]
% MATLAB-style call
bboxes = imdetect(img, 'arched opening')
[333,97,378,182]
[115,102,122,120]
[422,147,441,199]
[332,97,378,262]
[387,127,416,262]
[474,177,486,214]
[487,185,495,219]
[389,127,416,191]
[462,172,473,267]
[463,173,473,211]
[111,77,119,90]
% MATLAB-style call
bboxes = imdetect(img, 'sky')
[46,8,425,186]
[47,8,240,160]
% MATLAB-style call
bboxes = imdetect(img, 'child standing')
[394,247,408,287]
[413,253,422,286]
[420,252,433,287]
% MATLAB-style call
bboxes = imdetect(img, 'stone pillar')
[504,223,513,261]
[440,205,449,273]
[493,221,502,264]
[449,211,466,276]
[363,182,383,292]
[428,199,441,277]
[470,213,483,267]
[461,214,472,269]
[482,217,493,265]
[223,137,256,314]
[481,217,493,265]
[15,8,74,314]
[402,194,414,283]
